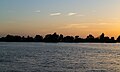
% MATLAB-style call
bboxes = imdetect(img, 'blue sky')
[0,0,120,37]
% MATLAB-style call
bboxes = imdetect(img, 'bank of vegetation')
[0,33,120,43]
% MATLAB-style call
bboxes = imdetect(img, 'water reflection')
[0,43,120,72]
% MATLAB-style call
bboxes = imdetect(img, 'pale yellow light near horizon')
[1,18,120,39]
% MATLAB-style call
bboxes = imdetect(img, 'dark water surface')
[0,42,120,72]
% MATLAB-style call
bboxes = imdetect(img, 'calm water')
[0,42,120,72]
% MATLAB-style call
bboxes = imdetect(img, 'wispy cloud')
[50,13,61,16]
[98,22,108,25]
[34,10,41,13]
[68,13,77,16]
[60,24,88,29]
[77,14,85,17]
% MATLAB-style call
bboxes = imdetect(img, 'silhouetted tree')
[44,32,59,42]
[63,36,74,42]
[94,37,100,42]
[0,37,5,42]
[5,35,14,42]
[21,36,25,42]
[104,36,110,43]
[74,36,79,42]
[52,32,59,42]
[0,33,119,43]
[74,36,85,42]
[86,34,94,42]
[59,34,63,42]
[110,37,116,43]
[117,35,120,42]
[34,35,43,42]
[26,36,34,42]
[99,33,105,42]
[14,35,22,42]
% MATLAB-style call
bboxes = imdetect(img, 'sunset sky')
[0,0,120,38]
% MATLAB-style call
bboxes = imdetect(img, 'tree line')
[0,32,120,43]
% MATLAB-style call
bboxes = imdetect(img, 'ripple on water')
[0,59,12,62]
[86,69,107,72]
[6,70,22,72]
[0,43,120,72]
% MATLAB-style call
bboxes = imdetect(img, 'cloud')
[50,13,61,16]
[98,22,108,25]
[60,24,88,29]
[34,10,41,13]
[68,13,77,16]
[77,14,85,17]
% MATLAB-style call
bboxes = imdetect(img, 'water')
[0,42,120,72]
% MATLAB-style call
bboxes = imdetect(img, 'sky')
[0,0,120,38]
